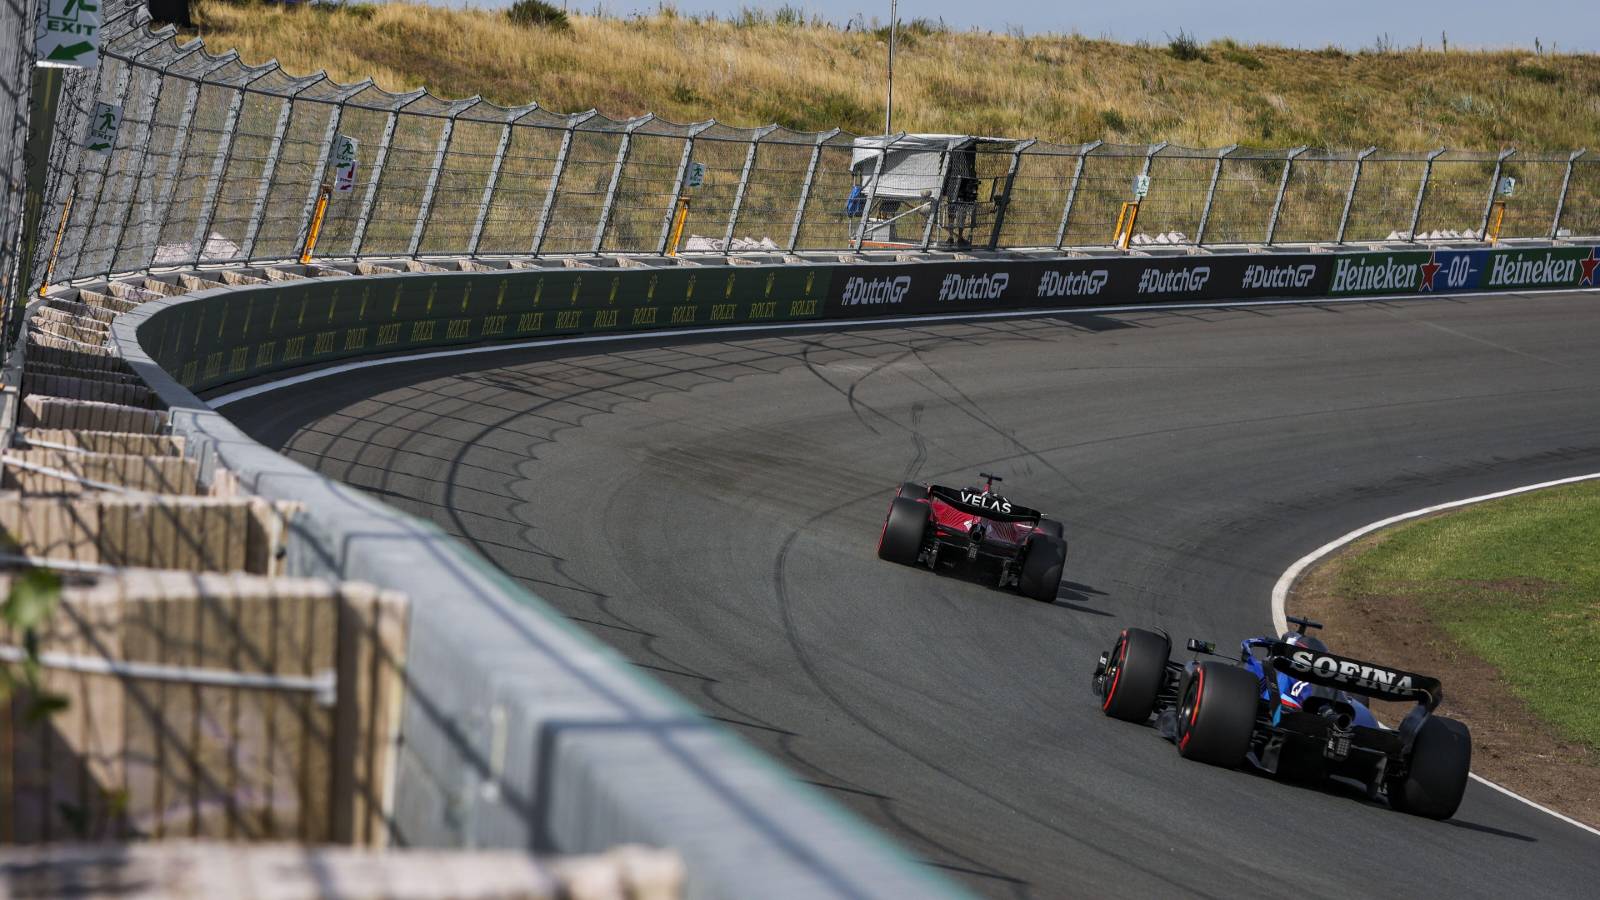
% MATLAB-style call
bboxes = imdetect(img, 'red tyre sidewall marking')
[1179,667,1205,752]
[1101,630,1128,711]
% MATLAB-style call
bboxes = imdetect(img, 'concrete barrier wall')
[107,243,1597,898]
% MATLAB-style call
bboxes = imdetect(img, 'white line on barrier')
[208,286,1600,408]
[1269,472,1600,839]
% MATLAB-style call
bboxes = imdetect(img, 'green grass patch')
[1334,480,1600,751]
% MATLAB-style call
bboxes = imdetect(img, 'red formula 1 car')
[876,473,1067,602]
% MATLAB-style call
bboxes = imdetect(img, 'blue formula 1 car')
[1091,616,1472,819]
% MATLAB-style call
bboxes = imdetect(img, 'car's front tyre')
[1100,628,1169,722]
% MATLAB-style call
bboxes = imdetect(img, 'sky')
[474,0,1600,52]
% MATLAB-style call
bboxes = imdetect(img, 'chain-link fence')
[26,2,1600,290]
[2,0,40,316]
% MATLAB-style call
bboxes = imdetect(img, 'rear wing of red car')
[1267,641,1442,709]
[928,485,1043,524]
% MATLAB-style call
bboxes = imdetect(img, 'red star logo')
[1419,253,1442,291]
[1581,248,1599,286]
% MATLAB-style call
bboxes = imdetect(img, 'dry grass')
[189,2,1600,150]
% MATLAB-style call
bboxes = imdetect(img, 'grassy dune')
[189,2,1600,150]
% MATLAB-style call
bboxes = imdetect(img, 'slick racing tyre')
[1019,535,1066,603]
[1176,663,1258,768]
[877,496,928,565]
[1100,628,1168,722]
[1388,715,1471,820]
[897,481,930,502]
[1033,518,1064,541]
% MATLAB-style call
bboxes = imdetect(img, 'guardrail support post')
[1264,146,1307,246]
[1550,148,1585,240]
[723,125,774,250]
[987,139,1033,250]
[655,122,711,255]
[240,78,316,262]
[290,90,358,264]
[1478,148,1516,241]
[787,128,837,252]
[351,95,419,258]
[192,68,274,267]
[107,46,194,277]
[532,112,592,256]
[1054,140,1099,249]
[56,56,137,286]
[1194,144,1236,247]
[1407,147,1446,242]
[591,115,650,255]
[1336,147,1377,245]
[409,100,476,258]
[853,132,897,251]
[466,111,521,258]
[921,140,958,251]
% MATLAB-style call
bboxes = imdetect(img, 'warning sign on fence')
[332,134,359,193]
[85,101,120,155]
[36,0,102,69]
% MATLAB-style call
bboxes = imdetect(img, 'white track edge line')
[209,287,1600,407]
[1270,472,1600,839]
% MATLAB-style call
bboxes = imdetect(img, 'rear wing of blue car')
[1267,642,1442,709]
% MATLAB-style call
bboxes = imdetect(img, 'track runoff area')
[221,283,1600,897]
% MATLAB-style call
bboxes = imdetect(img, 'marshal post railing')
[21,2,1600,296]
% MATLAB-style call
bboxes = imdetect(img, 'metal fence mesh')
[21,2,1600,291]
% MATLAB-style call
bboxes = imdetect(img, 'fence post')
[1477,148,1516,241]
[106,44,197,277]
[988,138,1034,250]
[141,54,235,270]
[532,110,593,256]
[1054,140,1100,250]
[289,82,365,265]
[853,132,898,252]
[788,128,838,252]
[1194,144,1236,247]
[1407,147,1446,242]
[655,121,713,255]
[723,125,775,249]
[592,115,650,254]
[350,92,422,258]
[191,67,275,266]
[1336,147,1377,245]
[240,77,320,262]
[408,99,477,258]
[1549,148,1585,240]
[466,109,525,258]
[920,139,959,251]
[59,50,138,284]
[1265,146,1307,246]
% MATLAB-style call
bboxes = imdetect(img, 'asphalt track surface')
[227,291,1600,898]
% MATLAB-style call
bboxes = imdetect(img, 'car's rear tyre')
[1100,628,1168,722]
[898,481,929,502]
[1018,536,1066,602]
[1388,715,1471,819]
[1176,663,1259,768]
[877,496,928,565]
[1034,518,1064,541]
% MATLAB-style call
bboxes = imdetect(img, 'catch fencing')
[1,0,38,314]
[27,3,1600,292]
